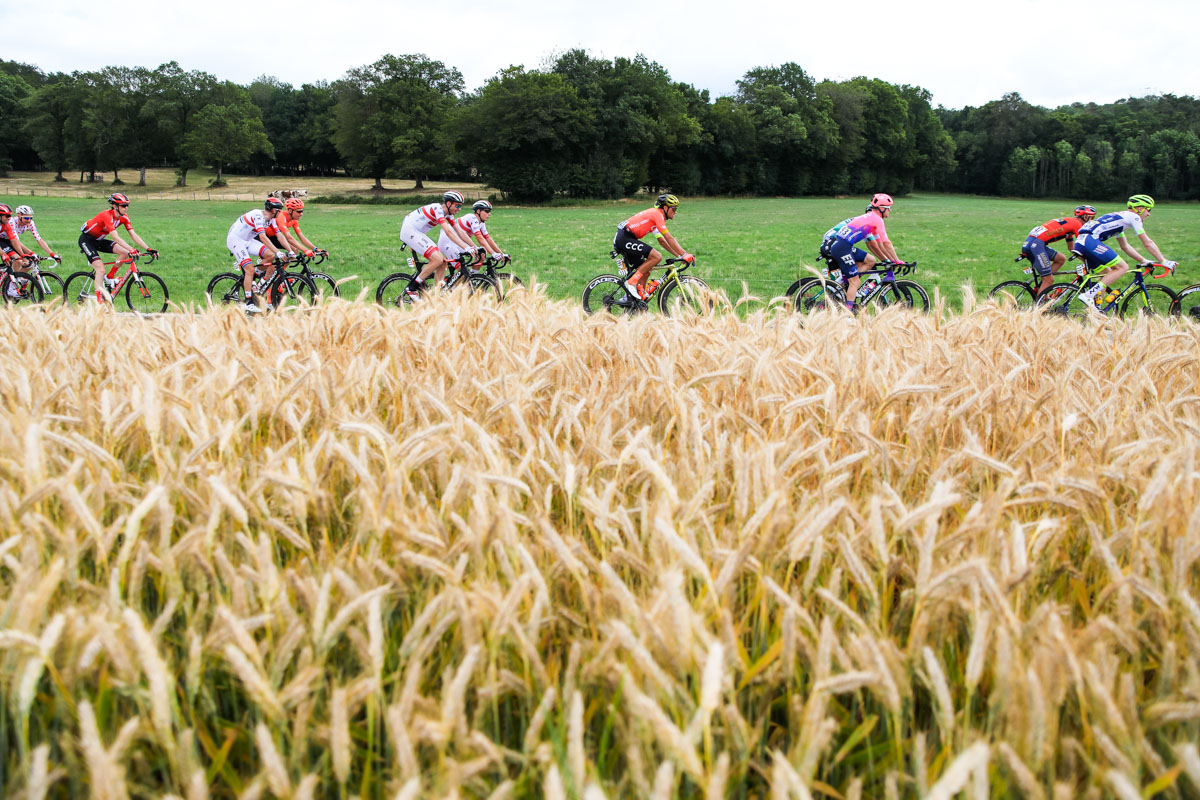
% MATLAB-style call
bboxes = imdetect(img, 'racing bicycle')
[63,251,168,313]
[286,250,339,297]
[793,260,928,313]
[5,253,64,307]
[1,258,43,305]
[1035,262,1178,319]
[375,247,501,306]
[205,264,319,311]
[582,253,716,317]
[988,252,1089,309]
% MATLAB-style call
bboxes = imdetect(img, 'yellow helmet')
[656,193,680,209]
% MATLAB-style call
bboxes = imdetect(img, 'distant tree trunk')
[112,169,123,184]
[79,169,85,183]
[373,175,383,190]
[414,176,424,190]
[216,162,224,184]
[54,171,65,182]
[178,166,189,187]
[138,166,146,186]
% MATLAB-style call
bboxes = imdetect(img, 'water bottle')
[616,258,628,278]
[406,256,415,270]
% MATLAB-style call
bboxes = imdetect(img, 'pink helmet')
[871,193,894,209]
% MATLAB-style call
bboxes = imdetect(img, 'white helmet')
[14,205,32,216]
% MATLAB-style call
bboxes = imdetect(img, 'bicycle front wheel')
[1120,284,1178,318]
[63,271,97,306]
[125,271,169,314]
[1170,284,1200,320]
[988,280,1037,309]
[3,270,44,305]
[873,279,930,312]
[34,271,66,308]
[659,275,717,317]
[582,274,638,316]
[376,272,420,307]
[466,274,501,301]
[493,272,524,297]
[270,273,317,309]
[307,271,340,298]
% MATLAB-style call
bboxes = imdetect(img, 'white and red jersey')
[228,209,269,242]
[402,203,453,235]
[12,218,43,242]
[452,212,489,240]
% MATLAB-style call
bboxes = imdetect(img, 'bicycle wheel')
[793,278,843,313]
[376,272,421,307]
[582,274,638,316]
[1035,282,1090,319]
[206,273,245,306]
[63,271,98,306]
[35,271,66,308]
[659,275,717,317]
[988,280,1037,309]
[1119,284,1178,318]
[125,270,169,314]
[493,272,524,297]
[3,270,44,304]
[784,279,804,298]
[307,271,340,298]
[1170,284,1200,320]
[465,274,501,301]
[872,279,930,312]
[270,273,317,309]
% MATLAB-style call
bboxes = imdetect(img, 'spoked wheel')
[659,275,718,317]
[3,270,44,305]
[125,271,169,314]
[270,273,317,309]
[872,279,930,312]
[206,273,245,306]
[1120,284,1178,318]
[376,272,421,307]
[793,278,843,313]
[988,280,1037,309]
[63,272,100,306]
[582,274,640,316]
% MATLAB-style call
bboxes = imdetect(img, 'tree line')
[2,54,1198,201]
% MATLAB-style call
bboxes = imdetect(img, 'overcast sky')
[3,0,1194,110]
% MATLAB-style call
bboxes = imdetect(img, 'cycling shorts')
[400,220,439,260]
[0,239,13,262]
[1021,236,1060,277]
[1071,234,1121,271]
[227,234,267,268]
[826,238,868,278]
[78,232,117,264]
[613,228,652,269]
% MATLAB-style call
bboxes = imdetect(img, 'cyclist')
[1072,194,1176,312]
[437,199,506,282]
[266,197,323,258]
[79,193,158,304]
[614,193,694,301]
[11,205,60,262]
[228,197,291,313]
[819,216,853,259]
[825,193,905,309]
[1020,205,1097,294]
[0,204,33,298]
[399,191,479,301]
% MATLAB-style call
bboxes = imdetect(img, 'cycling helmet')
[14,205,32,217]
[443,191,465,204]
[656,193,680,209]
[108,192,130,206]
[284,197,305,211]
[1127,194,1155,210]
[1073,204,1097,219]
[870,193,894,209]
[0,204,11,217]
[473,200,493,213]
[265,197,285,211]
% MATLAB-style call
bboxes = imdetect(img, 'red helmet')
[870,193,894,209]
[1074,204,1097,219]
[284,197,305,211]
[108,192,130,206]
[0,204,12,217]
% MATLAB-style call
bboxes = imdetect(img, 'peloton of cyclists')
[79,193,158,304]
[1021,205,1097,295]
[227,197,291,314]
[824,193,908,309]
[399,191,481,301]
[437,199,507,282]
[1072,194,1177,312]
[614,193,694,301]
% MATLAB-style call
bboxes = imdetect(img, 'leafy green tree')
[184,92,274,186]
[145,62,220,187]
[0,71,35,175]
[1000,145,1042,196]
[20,73,76,181]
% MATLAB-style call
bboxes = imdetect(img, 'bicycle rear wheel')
[125,271,169,314]
[63,271,97,306]
[582,274,638,316]
[270,273,317,309]
[376,272,421,307]
[793,278,843,313]
[659,275,717,317]
[206,273,245,306]
[3,270,44,304]
[1035,282,1090,319]
[988,280,1036,309]
[1119,284,1177,318]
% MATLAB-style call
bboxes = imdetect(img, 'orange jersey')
[620,208,669,239]
[1028,217,1084,245]
[81,209,133,238]
[265,213,301,237]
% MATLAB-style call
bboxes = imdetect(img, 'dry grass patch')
[0,296,1198,798]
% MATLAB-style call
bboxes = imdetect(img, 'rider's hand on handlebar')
[682,252,695,263]
[304,249,314,258]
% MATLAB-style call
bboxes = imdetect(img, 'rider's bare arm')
[1137,232,1166,263]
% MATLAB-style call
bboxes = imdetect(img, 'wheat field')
[0,293,1198,799]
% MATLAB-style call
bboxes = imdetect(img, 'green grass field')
[5,192,1198,308]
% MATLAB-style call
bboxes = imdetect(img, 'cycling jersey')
[834,211,889,246]
[0,219,17,243]
[823,218,852,242]
[1028,217,1083,244]
[12,218,43,241]
[81,209,133,239]
[1078,210,1144,242]
[228,209,269,242]
[619,208,669,239]
[403,203,453,236]
[265,213,301,239]
[453,212,488,239]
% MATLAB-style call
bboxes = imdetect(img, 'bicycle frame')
[1092,266,1159,313]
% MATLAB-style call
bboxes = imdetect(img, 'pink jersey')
[834,211,890,246]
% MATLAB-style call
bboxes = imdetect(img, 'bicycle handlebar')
[1139,261,1176,279]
